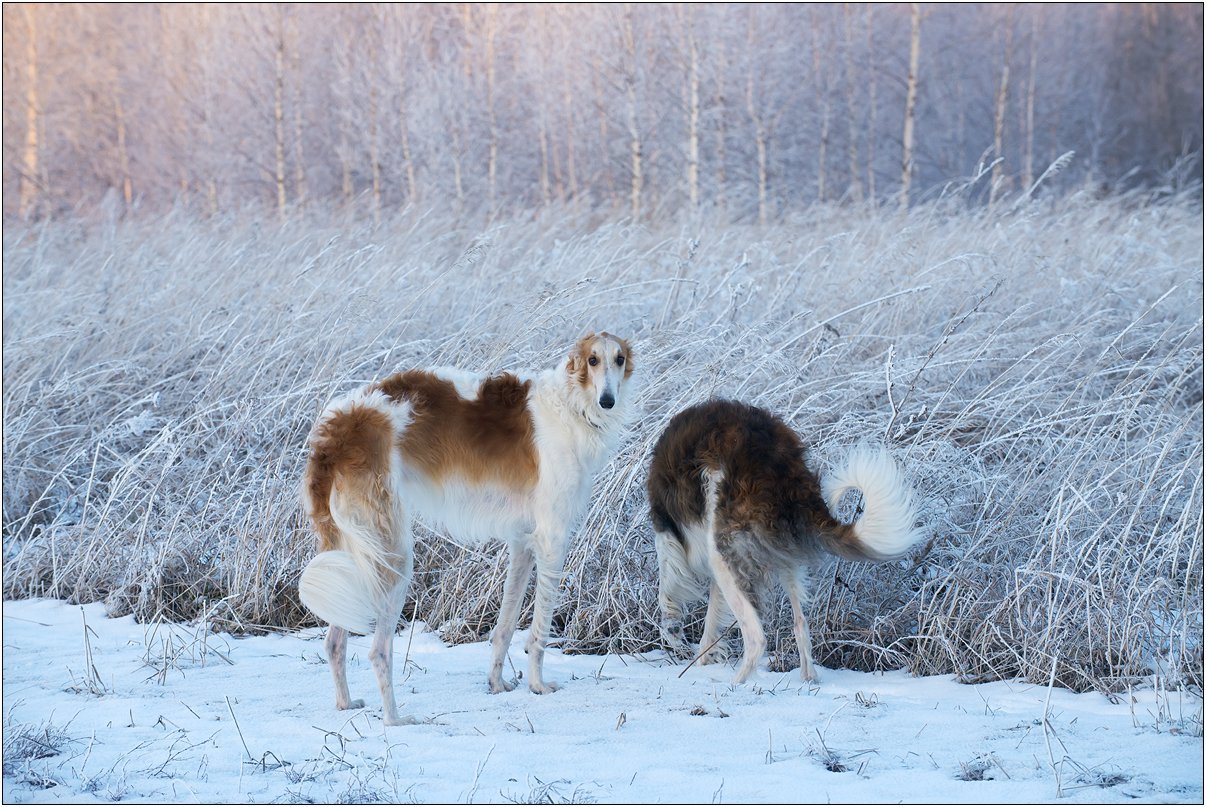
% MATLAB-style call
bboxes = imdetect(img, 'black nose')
[600,394,615,410]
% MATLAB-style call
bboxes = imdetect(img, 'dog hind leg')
[781,569,820,682]
[325,626,364,711]
[370,574,419,726]
[654,529,697,658]
[697,580,734,665]
[708,535,765,684]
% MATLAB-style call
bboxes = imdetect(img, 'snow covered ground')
[3,599,1201,804]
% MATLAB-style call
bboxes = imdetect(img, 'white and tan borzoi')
[647,399,923,684]
[299,333,634,725]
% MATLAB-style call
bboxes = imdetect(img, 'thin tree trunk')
[20,4,40,219]
[562,74,578,203]
[114,91,133,213]
[1022,9,1039,190]
[747,9,768,226]
[865,3,877,204]
[400,101,417,206]
[623,5,642,220]
[485,4,498,212]
[900,2,922,212]
[369,78,381,226]
[990,6,1014,205]
[290,16,306,211]
[812,8,830,202]
[681,5,700,213]
[843,3,863,203]
[273,10,287,219]
[714,34,728,213]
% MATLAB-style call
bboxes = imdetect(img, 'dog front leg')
[524,541,567,694]
[488,542,535,693]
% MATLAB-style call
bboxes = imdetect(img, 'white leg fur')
[707,542,765,684]
[654,529,698,657]
[489,542,535,693]
[524,541,567,695]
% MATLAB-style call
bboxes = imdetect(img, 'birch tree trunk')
[1022,9,1039,191]
[747,9,769,226]
[900,2,922,212]
[680,5,700,213]
[485,3,498,212]
[865,4,877,204]
[843,3,863,203]
[20,4,40,219]
[273,9,287,219]
[623,5,642,220]
[713,34,728,212]
[990,6,1014,206]
[114,91,132,213]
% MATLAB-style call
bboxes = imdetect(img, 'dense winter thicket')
[4,3,1203,221]
[4,187,1202,693]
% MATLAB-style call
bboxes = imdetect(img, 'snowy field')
[3,599,1201,804]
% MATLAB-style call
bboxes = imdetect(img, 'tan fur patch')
[305,402,396,554]
[376,370,538,491]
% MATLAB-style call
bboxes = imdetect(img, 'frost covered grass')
[3,190,1202,694]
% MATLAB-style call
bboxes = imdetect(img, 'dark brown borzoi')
[647,399,923,683]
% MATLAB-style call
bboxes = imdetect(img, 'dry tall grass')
[4,190,1201,693]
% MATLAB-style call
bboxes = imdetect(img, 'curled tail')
[299,389,412,635]
[818,445,923,562]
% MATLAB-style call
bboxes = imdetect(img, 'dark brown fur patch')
[376,370,538,490]
[647,399,860,567]
[304,401,396,554]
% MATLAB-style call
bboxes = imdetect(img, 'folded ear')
[566,333,596,382]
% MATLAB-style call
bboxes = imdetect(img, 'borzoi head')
[566,332,634,418]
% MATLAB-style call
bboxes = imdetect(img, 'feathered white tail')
[821,445,923,561]
[299,551,381,635]
[298,388,412,636]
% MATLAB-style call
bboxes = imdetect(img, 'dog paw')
[697,645,732,666]
[488,677,518,694]
[529,680,560,695]
[337,698,366,710]
[383,713,421,727]
[659,623,693,659]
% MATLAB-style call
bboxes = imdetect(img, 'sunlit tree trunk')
[746,9,769,226]
[843,3,863,203]
[20,4,40,219]
[990,5,1014,206]
[713,34,728,213]
[273,8,287,219]
[812,7,830,202]
[679,5,700,213]
[1022,9,1039,190]
[900,2,921,212]
[865,4,878,204]
[114,91,132,212]
[290,16,306,212]
[485,3,498,212]
[622,5,642,220]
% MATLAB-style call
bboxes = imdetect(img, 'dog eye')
[615,355,625,366]
[588,356,598,367]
